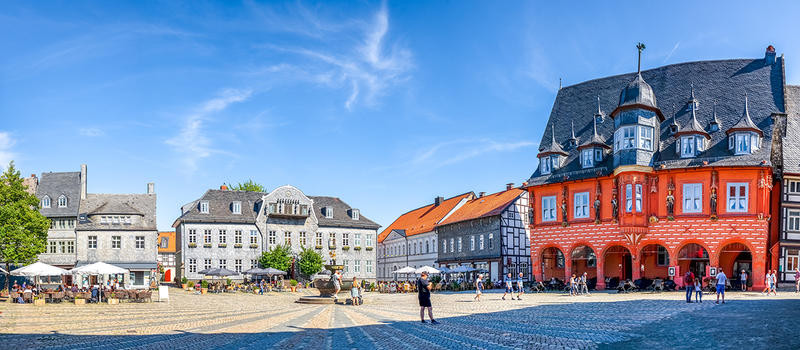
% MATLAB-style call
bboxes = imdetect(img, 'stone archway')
[639,243,670,279]
[604,245,633,288]
[571,245,597,289]
[677,243,710,279]
[718,242,752,290]
[541,247,565,282]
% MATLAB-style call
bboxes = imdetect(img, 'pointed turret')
[569,121,578,146]
[538,125,568,157]
[708,101,721,132]
[676,101,710,139]
[727,93,763,136]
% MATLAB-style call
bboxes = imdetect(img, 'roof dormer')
[726,94,763,155]
[537,126,568,175]
[578,113,610,168]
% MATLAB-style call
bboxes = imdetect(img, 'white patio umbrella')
[394,266,416,274]
[1,266,8,274]
[415,266,440,274]
[10,262,69,296]
[70,262,130,302]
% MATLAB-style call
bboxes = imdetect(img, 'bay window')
[615,125,654,152]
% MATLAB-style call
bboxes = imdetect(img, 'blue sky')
[2,1,800,231]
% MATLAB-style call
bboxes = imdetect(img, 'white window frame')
[470,235,475,251]
[726,183,749,213]
[682,183,703,213]
[352,209,360,220]
[541,196,557,222]
[366,234,373,247]
[457,237,462,252]
[640,126,653,150]
[735,133,751,155]
[88,235,97,249]
[250,230,258,245]
[135,236,145,249]
[57,195,67,208]
[479,234,485,250]
[788,209,800,232]
[235,230,242,244]
[232,201,241,214]
[581,149,594,168]
[573,192,590,219]
[188,258,197,273]
[200,201,209,214]
[540,157,551,175]
[625,184,633,212]
[635,184,643,212]
[681,136,696,158]
[442,240,447,253]
[268,231,276,245]
[41,196,51,208]
[111,236,121,249]
[325,207,333,218]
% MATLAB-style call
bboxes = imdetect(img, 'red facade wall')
[528,166,773,290]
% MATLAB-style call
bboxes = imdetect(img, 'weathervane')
[636,42,646,73]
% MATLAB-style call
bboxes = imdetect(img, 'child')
[694,278,702,303]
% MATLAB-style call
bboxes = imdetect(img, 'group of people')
[329,270,363,306]
[762,269,780,295]
[9,280,114,303]
[684,268,729,304]
[568,272,590,296]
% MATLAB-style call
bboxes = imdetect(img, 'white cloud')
[0,132,16,167]
[165,89,253,172]
[663,41,681,63]
[79,127,104,137]
[410,139,537,169]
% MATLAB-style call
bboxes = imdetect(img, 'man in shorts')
[502,273,513,300]
[580,272,590,295]
[417,271,438,324]
[740,269,748,291]
[331,270,342,302]
[715,268,727,304]
[516,272,525,300]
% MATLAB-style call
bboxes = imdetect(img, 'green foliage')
[429,275,442,284]
[0,161,51,291]
[259,244,293,272]
[201,280,208,288]
[297,247,323,278]
[187,281,195,288]
[226,278,232,286]
[229,179,265,192]
[289,279,298,286]
[181,277,188,285]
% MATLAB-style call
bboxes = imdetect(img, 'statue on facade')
[594,195,601,224]
[561,198,568,226]
[710,187,718,220]
[666,190,675,220]
[611,194,619,222]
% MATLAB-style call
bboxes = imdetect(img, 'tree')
[259,244,292,272]
[0,161,50,291]
[298,247,323,278]
[229,179,265,192]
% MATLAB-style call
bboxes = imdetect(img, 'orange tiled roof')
[378,192,474,243]
[158,231,176,253]
[438,188,524,226]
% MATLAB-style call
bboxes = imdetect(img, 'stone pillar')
[532,253,543,283]
[752,255,766,291]
[632,256,642,281]
[595,258,606,290]
[564,256,573,283]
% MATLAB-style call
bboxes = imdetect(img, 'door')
[624,254,633,280]
[786,249,799,281]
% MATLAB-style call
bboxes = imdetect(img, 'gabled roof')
[173,189,264,226]
[309,196,381,230]
[438,188,524,226]
[77,193,156,231]
[36,171,81,218]
[378,192,474,243]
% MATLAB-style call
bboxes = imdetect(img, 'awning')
[75,261,157,270]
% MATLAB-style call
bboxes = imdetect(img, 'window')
[366,234,373,247]
[488,233,493,249]
[219,230,227,244]
[234,259,242,273]
[635,184,643,212]
[235,230,242,244]
[354,260,361,273]
[366,260,373,273]
[204,230,212,244]
[615,125,653,152]
[41,196,51,208]
[58,195,67,208]
[47,240,56,253]
[160,237,169,249]
[66,241,74,253]
[88,236,97,249]
[640,126,653,150]
[200,201,209,213]
[250,230,258,245]
[343,233,350,247]
[343,260,350,273]
[623,126,635,148]
[325,207,333,218]
[682,183,703,213]
[442,240,447,253]
[542,196,557,222]
[284,231,291,245]
[657,246,669,266]
[188,229,197,244]
[352,209,360,220]
[457,237,462,252]
[189,259,197,273]
[204,259,212,270]
[595,149,603,161]
[470,236,475,251]
[329,233,336,247]
[789,181,800,194]
[540,156,552,175]
[425,240,429,253]
[251,259,258,269]
[112,236,121,249]
[268,231,276,245]
[479,235,485,250]
[316,232,323,246]
[625,184,633,212]
[354,233,361,247]
[232,201,241,214]
[299,232,307,246]
[581,149,593,168]
[219,259,227,270]
[450,238,454,252]
[727,183,749,213]
[788,210,800,231]
[681,136,696,158]
[136,236,145,249]
[732,133,756,155]
[574,192,590,219]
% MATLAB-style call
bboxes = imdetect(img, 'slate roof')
[783,85,800,175]
[618,73,657,109]
[727,95,764,136]
[309,196,381,230]
[36,171,81,218]
[173,189,264,225]
[378,192,474,243]
[676,107,710,139]
[529,56,784,185]
[438,188,524,226]
[77,193,157,231]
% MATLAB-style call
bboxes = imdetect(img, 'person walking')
[474,274,483,301]
[417,271,438,324]
[516,272,525,300]
[351,277,360,306]
[769,270,778,296]
[332,270,342,302]
[715,268,727,304]
[684,271,695,303]
[502,273,513,300]
[569,274,578,296]
[740,270,748,292]
[580,272,590,295]
[762,270,772,294]
[694,278,702,303]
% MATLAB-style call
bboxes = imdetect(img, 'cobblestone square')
[1,288,797,349]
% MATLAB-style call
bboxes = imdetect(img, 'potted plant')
[234,243,243,248]
[342,246,350,251]
[354,246,361,251]
[218,243,227,248]
[315,245,323,250]
[249,243,259,249]
[33,295,46,306]
[108,292,120,305]
[181,277,189,290]
[365,247,373,251]
[74,294,86,305]
[289,279,298,292]
[188,243,197,248]
[200,280,208,294]
[328,245,336,250]
[203,243,212,248]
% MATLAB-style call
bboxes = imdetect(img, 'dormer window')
[680,136,706,158]
[540,157,552,174]
[57,195,67,208]
[729,132,760,155]
[351,209,360,220]
[199,200,209,214]
[232,201,241,215]
[324,207,333,218]
[581,149,594,168]
[41,196,51,208]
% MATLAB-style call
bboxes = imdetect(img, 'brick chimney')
[506,183,514,191]
[220,185,229,191]
[147,182,155,194]
[22,174,38,195]
[434,196,444,206]
[765,45,776,65]
[479,192,486,198]
[80,164,87,200]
